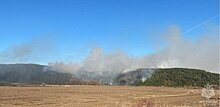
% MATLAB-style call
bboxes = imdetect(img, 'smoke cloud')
[0,26,218,75]
[50,26,219,75]
[0,36,55,63]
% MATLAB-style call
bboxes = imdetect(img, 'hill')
[139,68,219,87]
[0,64,219,87]
[0,64,72,84]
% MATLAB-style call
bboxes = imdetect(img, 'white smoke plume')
[0,36,55,63]
[50,26,219,74]
[156,26,219,72]
[0,26,218,74]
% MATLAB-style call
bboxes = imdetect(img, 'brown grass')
[0,85,219,107]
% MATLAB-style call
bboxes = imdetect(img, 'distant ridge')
[115,68,219,87]
[0,64,219,87]
[0,64,72,84]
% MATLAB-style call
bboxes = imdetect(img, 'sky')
[0,0,219,71]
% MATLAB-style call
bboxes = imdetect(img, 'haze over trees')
[0,64,219,87]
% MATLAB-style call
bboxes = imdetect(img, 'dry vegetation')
[0,85,219,107]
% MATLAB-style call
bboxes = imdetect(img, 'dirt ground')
[0,85,219,107]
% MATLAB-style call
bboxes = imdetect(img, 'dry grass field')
[0,85,219,107]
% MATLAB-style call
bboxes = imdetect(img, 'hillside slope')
[114,68,155,85]
[140,68,219,87]
[0,64,72,84]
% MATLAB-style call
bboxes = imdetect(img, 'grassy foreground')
[0,85,219,107]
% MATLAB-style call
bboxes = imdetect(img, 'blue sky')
[0,0,219,64]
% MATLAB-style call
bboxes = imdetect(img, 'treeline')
[140,68,219,87]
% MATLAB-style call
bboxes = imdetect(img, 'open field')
[0,85,219,107]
